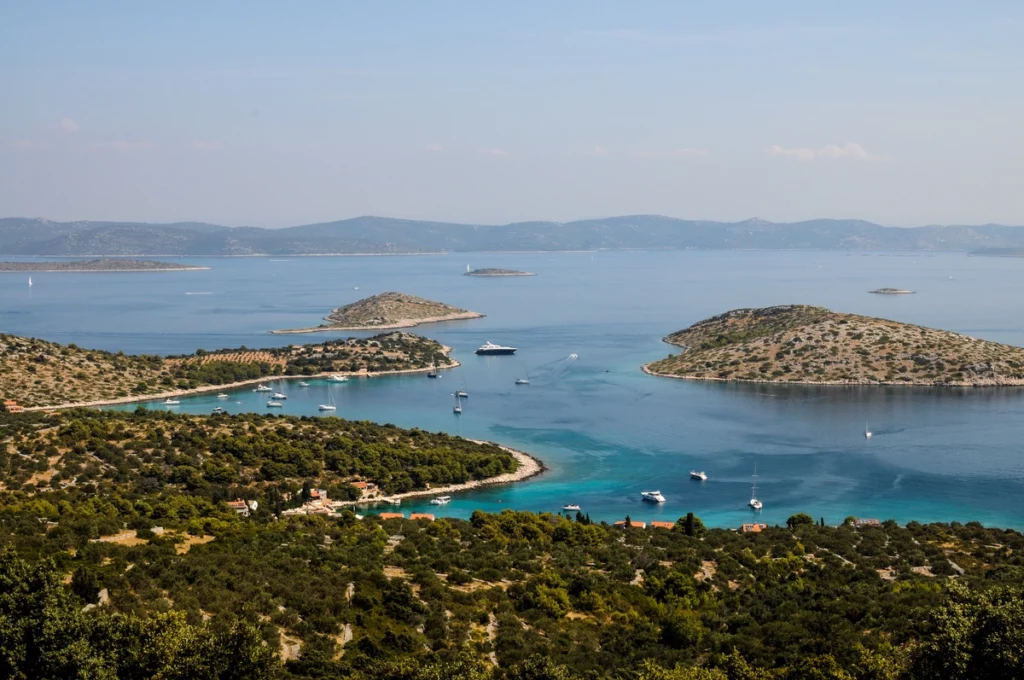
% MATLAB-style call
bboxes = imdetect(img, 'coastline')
[338,442,546,508]
[271,311,485,334]
[0,266,209,273]
[24,354,460,411]
[641,363,1024,387]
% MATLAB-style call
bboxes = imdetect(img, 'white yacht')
[429,496,451,505]
[690,470,708,481]
[272,392,287,400]
[328,375,349,383]
[319,389,337,412]
[298,381,310,387]
[163,399,180,406]
[266,400,283,408]
[641,490,666,503]
[562,504,582,512]
[749,465,763,510]
[212,406,227,414]
[217,393,229,399]
[254,384,272,392]
[475,341,517,355]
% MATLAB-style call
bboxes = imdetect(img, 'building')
[3,400,24,413]
[409,513,435,521]
[378,512,404,520]
[741,522,767,534]
[853,518,881,528]
[614,520,647,529]
[650,520,675,530]
[226,500,258,517]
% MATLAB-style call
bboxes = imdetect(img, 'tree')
[678,512,707,538]
[786,512,815,529]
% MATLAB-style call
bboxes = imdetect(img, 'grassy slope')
[0,331,453,408]
[645,304,1024,385]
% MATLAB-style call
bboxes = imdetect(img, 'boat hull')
[475,348,516,355]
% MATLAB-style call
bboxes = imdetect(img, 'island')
[643,304,1024,385]
[464,267,535,276]
[272,291,483,333]
[0,330,455,409]
[0,258,208,272]
[869,287,915,295]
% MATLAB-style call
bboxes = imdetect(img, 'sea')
[3,250,1024,529]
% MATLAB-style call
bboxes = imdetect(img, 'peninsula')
[869,287,915,295]
[272,291,483,333]
[0,331,454,409]
[0,258,207,272]
[644,304,1024,386]
[464,268,535,277]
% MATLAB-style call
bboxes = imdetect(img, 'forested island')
[644,305,1024,386]
[464,268,535,277]
[273,292,483,333]
[0,331,453,408]
[0,405,1021,677]
[0,258,207,271]
[869,288,915,295]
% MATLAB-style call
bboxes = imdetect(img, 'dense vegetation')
[645,305,1024,386]
[276,292,482,332]
[0,331,452,407]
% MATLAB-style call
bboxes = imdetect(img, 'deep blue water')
[3,251,1024,528]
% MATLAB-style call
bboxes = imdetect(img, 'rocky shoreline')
[271,310,484,334]
[641,363,1024,387]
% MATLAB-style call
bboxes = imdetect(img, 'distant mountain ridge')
[2,215,1023,256]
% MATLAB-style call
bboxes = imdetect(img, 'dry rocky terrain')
[645,305,1024,385]
[274,291,482,332]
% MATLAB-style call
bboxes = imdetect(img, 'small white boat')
[254,384,272,392]
[641,490,666,503]
[319,389,337,412]
[514,377,530,385]
[690,470,708,481]
[328,375,349,383]
[217,393,229,399]
[272,392,287,400]
[212,406,227,414]
[429,496,452,505]
[298,382,310,387]
[749,464,763,510]
[28,276,32,288]
[453,394,463,414]
[163,399,180,406]
[562,504,581,512]
[266,401,283,408]
[864,422,872,439]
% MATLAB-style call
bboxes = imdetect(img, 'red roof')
[741,523,767,533]
[650,521,675,530]
[378,512,404,520]
[409,513,435,521]
[614,520,647,528]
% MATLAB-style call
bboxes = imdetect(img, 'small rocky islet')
[464,267,535,277]
[273,291,483,333]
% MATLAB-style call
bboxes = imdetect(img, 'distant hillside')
[275,292,483,333]
[644,305,1024,386]
[4,215,1024,255]
[0,331,453,408]
[0,259,206,272]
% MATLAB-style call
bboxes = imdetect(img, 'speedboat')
[429,496,451,505]
[690,470,708,481]
[266,401,283,408]
[475,341,517,355]
[163,399,180,406]
[254,384,272,392]
[298,382,310,387]
[212,406,227,414]
[327,375,349,383]
[562,504,581,512]
[641,490,666,503]
[217,393,229,399]
[272,393,287,400]
[318,404,336,412]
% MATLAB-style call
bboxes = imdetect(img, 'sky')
[1,1,1023,227]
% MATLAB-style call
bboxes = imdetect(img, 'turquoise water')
[4,250,1024,528]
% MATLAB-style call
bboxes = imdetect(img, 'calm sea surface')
[3,251,1024,528]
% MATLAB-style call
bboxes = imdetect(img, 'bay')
[3,250,1024,528]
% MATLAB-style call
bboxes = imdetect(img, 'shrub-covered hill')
[645,305,1024,386]
[0,331,452,408]
[275,291,483,332]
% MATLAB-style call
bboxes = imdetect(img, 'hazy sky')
[2,2,1023,227]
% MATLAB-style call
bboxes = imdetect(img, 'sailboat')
[457,379,468,399]
[864,422,872,439]
[453,394,463,414]
[427,359,438,379]
[749,465,763,510]
[27,276,32,288]
[318,387,337,412]
[514,369,529,385]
